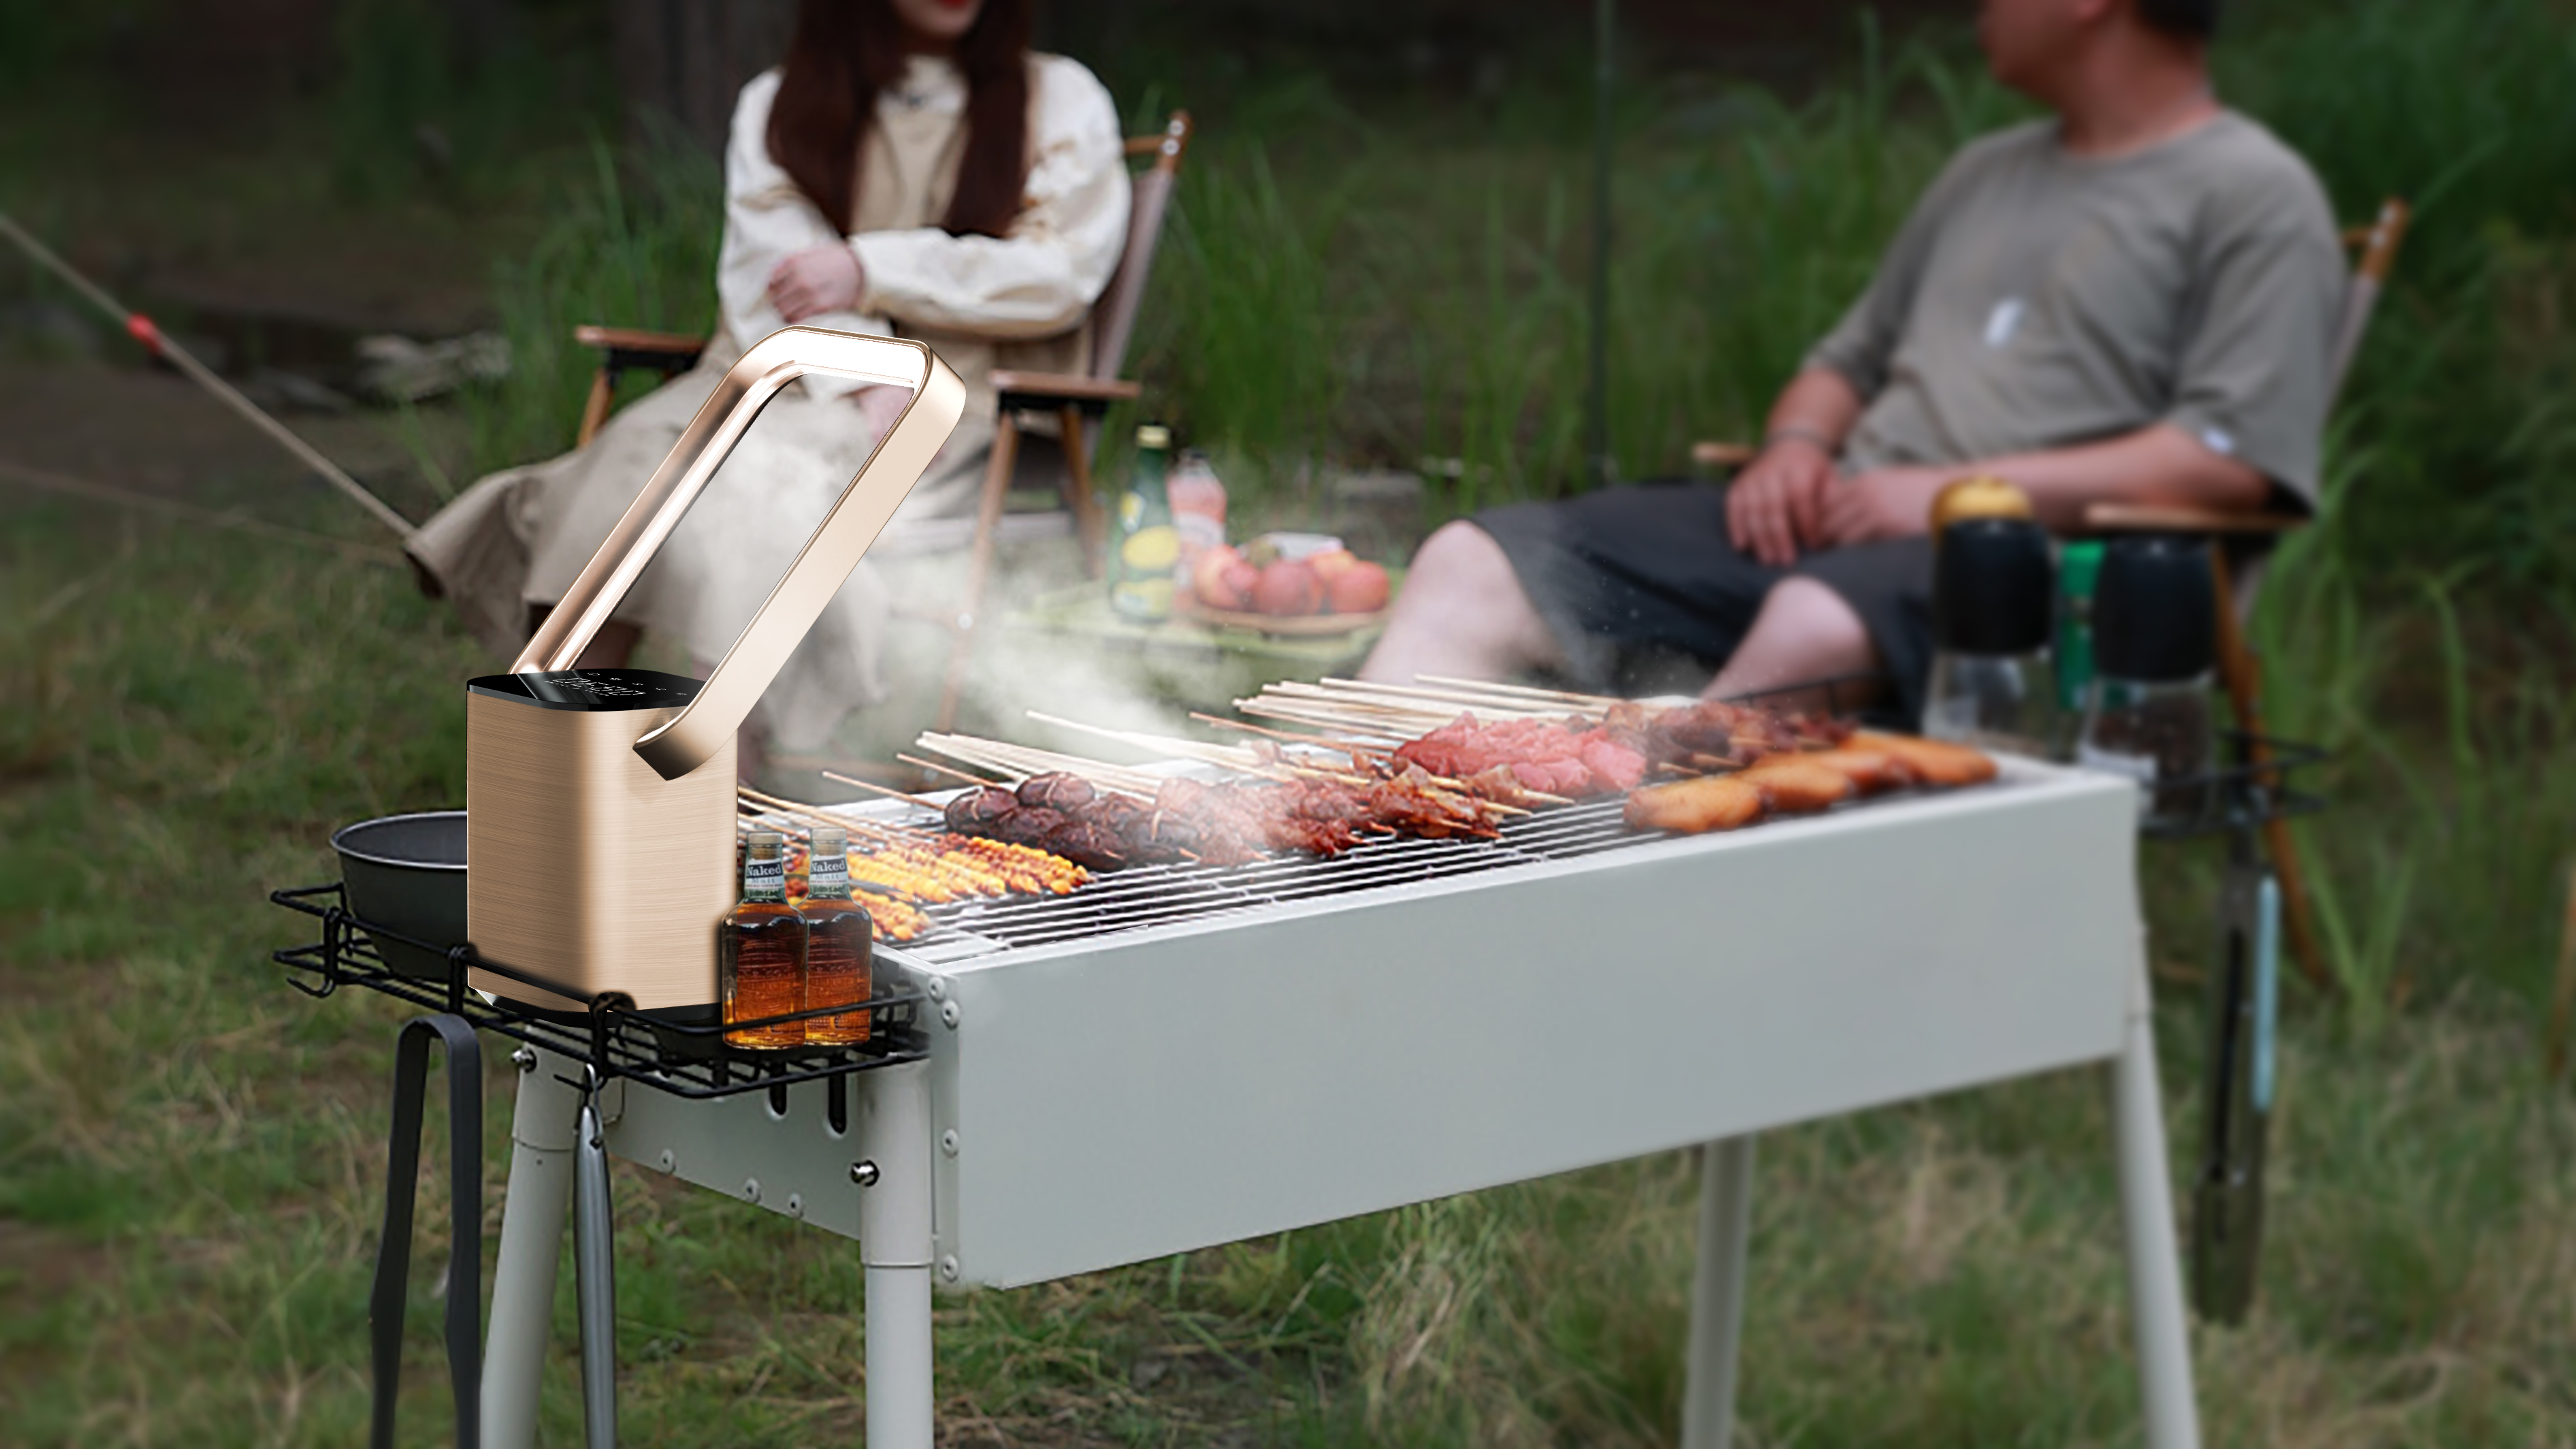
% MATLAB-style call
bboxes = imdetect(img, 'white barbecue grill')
[447,754,2202,1449]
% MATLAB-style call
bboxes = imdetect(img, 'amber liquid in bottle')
[721,832,807,1049]
[801,828,873,1045]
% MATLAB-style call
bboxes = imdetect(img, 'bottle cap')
[810,826,846,855]
[1933,516,2054,654]
[2058,539,2105,599]
[745,831,783,858]
[1136,424,1172,449]
[1930,475,2035,532]
[2093,535,2215,682]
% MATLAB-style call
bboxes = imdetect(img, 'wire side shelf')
[270,882,929,1101]
[2134,730,2328,840]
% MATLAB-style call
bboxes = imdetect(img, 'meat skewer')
[1027,711,1555,812]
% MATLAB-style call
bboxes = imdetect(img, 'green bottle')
[1111,424,1178,620]
[2055,539,2106,716]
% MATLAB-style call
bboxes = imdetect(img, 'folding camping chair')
[566,111,1196,731]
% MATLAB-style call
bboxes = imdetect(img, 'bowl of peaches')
[1180,533,1395,636]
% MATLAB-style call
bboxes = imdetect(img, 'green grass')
[5,497,2576,1446]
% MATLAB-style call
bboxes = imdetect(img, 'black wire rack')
[270,882,929,1101]
[2133,730,2327,841]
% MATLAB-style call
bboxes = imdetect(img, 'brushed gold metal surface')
[466,690,737,1010]
[513,327,967,780]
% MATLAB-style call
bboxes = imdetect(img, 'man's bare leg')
[1704,577,1884,713]
[1359,522,1567,684]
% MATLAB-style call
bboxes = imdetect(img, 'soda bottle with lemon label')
[1111,424,1178,620]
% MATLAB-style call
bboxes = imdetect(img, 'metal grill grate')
[903,797,1660,962]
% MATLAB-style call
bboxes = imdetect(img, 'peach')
[1253,559,1323,615]
[1325,560,1391,614]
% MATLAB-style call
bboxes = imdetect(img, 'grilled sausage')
[944,785,1020,835]
[1798,746,1910,795]
[993,806,1068,846]
[1016,771,1097,812]
[1737,756,1856,813]
[1848,732,1999,786]
[1040,820,1129,870]
[1622,774,1765,833]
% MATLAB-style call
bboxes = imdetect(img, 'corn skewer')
[738,789,1078,901]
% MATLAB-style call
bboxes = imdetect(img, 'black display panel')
[466,668,703,712]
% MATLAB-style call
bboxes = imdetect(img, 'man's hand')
[1818,464,1954,547]
[769,244,864,323]
[1724,436,1836,567]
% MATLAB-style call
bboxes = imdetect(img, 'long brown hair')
[766,0,1033,240]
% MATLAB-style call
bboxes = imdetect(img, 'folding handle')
[511,327,967,780]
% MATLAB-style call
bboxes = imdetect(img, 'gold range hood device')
[465,328,965,1012]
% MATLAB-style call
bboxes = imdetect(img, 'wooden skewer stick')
[1412,673,1624,711]
[738,785,920,844]
[817,770,944,810]
[918,733,1160,789]
[1189,712,1395,757]
[1268,678,1573,719]
[1027,710,1264,764]
[895,754,1007,788]
[915,733,1165,799]
[739,788,897,841]
[1234,698,1437,733]
[1313,676,1599,717]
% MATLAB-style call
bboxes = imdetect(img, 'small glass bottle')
[720,831,807,1049]
[1920,516,2059,758]
[1924,652,2058,755]
[799,827,873,1046]
[1168,448,1228,574]
[1110,424,1178,621]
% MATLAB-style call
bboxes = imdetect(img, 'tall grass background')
[8,0,2576,1444]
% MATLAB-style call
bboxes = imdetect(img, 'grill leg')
[1680,1135,1756,1449]
[573,1092,619,1448]
[2113,957,2203,1449]
[858,1060,937,1449]
[483,1050,583,1449]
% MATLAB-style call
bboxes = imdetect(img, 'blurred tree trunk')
[613,0,796,152]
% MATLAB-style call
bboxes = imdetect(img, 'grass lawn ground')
[3,492,2574,1446]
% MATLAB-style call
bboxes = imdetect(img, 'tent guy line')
[0,208,419,543]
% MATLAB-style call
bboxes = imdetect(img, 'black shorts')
[1473,480,1935,722]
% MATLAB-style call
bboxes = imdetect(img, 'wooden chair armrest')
[991,370,1143,407]
[2081,502,2311,535]
[1692,440,1758,468]
[573,325,709,355]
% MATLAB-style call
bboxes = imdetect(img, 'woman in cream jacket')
[410,0,1129,758]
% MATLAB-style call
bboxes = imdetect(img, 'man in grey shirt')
[1362,0,2343,720]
